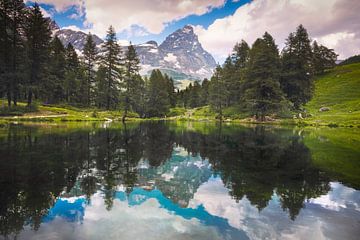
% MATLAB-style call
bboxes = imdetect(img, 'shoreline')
[0,115,358,128]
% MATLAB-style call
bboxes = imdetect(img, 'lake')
[0,122,359,240]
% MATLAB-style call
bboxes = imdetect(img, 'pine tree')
[164,74,176,108]
[312,40,337,75]
[24,3,52,106]
[189,81,201,108]
[82,33,97,106]
[100,26,123,110]
[199,78,210,106]
[222,56,238,105]
[123,43,141,120]
[244,32,286,121]
[94,65,107,108]
[281,25,313,109]
[145,70,170,117]
[232,40,250,69]
[232,40,250,102]
[209,65,228,120]
[64,43,81,103]
[0,0,26,106]
[45,36,66,103]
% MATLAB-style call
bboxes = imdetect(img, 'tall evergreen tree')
[189,81,201,108]
[24,3,51,106]
[164,74,176,108]
[94,65,107,108]
[199,78,210,106]
[232,40,250,101]
[64,43,81,103]
[0,0,26,106]
[209,65,227,120]
[82,33,97,106]
[222,56,238,105]
[123,43,141,120]
[145,70,170,117]
[244,32,286,121]
[312,40,337,75]
[100,26,123,110]
[232,40,250,69]
[45,36,66,103]
[281,25,313,109]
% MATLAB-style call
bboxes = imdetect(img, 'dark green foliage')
[82,33,98,106]
[244,32,287,120]
[189,81,201,108]
[312,41,337,75]
[0,0,26,106]
[64,43,82,103]
[232,40,250,69]
[222,56,238,105]
[280,25,314,109]
[45,36,66,103]
[123,43,142,119]
[165,74,176,108]
[209,65,228,119]
[100,26,122,110]
[145,70,171,117]
[24,3,52,106]
[199,78,210,106]
[94,65,108,108]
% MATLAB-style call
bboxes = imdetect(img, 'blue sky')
[26,0,360,62]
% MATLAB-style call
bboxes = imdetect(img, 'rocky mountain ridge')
[52,22,216,82]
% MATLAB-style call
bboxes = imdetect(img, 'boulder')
[319,107,330,112]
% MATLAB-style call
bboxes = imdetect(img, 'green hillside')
[304,63,360,126]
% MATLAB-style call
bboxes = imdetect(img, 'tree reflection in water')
[0,122,345,237]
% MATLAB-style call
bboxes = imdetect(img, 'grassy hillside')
[303,63,360,127]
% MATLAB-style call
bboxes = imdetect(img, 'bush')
[0,103,38,116]
[167,107,186,117]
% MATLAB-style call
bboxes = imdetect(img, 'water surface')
[0,122,359,240]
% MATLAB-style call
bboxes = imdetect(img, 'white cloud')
[32,0,225,37]
[190,177,360,240]
[62,25,83,32]
[16,192,223,240]
[194,0,360,61]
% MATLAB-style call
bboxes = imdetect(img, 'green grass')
[0,100,140,122]
[303,63,360,127]
[0,101,38,116]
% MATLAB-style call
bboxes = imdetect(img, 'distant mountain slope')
[55,29,103,51]
[53,23,216,83]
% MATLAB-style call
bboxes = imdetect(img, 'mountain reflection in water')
[0,122,359,240]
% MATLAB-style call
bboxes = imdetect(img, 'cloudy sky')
[27,0,360,63]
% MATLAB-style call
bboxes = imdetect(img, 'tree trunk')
[27,88,33,106]
[7,88,11,107]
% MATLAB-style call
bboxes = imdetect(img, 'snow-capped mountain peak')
[53,24,216,85]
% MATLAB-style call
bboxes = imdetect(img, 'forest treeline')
[1,1,337,120]
[178,27,338,120]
